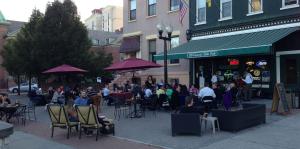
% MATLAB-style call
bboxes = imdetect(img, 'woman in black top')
[180,96,197,113]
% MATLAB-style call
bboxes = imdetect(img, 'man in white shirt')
[198,83,216,99]
[242,71,253,101]
[198,82,216,112]
[144,88,152,99]
[102,84,112,105]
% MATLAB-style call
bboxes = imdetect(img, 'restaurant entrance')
[193,55,273,97]
[280,54,300,89]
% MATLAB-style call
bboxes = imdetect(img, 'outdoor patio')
[10,95,300,149]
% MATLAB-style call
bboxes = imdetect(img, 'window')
[148,39,156,62]
[148,0,156,16]
[170,36,180,64]
[249,0,263,14]
[92,21,95,30]
[129,0,136,20]
[282,0,299,8]
[170,0,180,11]
[220,0,232,20]
[196,0,206,23]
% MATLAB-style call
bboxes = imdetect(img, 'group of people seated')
[47,85,114,135]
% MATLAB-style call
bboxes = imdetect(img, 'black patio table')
[0,104,21,122]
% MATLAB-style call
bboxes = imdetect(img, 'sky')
[0,0,123,22]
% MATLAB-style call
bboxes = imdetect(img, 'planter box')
[212,104,266,132]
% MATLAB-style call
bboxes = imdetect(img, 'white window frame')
[129,0,137,21]
[281,0,299,10]
[147,0,157,16]
[195,0,207,25]
[219,0,232,21]
[247,0,263,16]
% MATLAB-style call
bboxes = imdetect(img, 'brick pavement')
[14,121,162,149]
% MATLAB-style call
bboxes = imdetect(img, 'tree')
[2,0,112,90]
[2,39,23,95]
[2,9,44,93]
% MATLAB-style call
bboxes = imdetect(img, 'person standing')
[211,73,218,84]
[242,71,254,101]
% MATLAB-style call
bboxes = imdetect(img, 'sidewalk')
[9,95,300,149]
[14,121,161,149]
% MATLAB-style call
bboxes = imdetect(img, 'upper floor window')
[170,36,180,64]
[249,0,263,14]
[220,0,232,20]
[282,0,299,8]
[148,0,157,16]
[170,0,180,11]
[196,0,206,24]
[148,39,156,63]
[129,0,136,20]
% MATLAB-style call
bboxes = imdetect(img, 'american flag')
[179,0,188,24]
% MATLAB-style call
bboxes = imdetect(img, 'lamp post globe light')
[156,23,173,86]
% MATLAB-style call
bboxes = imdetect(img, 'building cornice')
[191,15,300,39]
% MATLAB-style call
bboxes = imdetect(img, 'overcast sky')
[0,0,123,22]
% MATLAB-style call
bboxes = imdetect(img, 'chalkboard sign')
[271,83,290,114]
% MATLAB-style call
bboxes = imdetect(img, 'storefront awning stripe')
[154,27,299,60]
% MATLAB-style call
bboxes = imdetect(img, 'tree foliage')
[2,0,112,85]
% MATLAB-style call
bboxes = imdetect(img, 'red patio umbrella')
[42,64,87,74]
[104,58,161,71]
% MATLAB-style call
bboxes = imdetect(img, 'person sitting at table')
[0,94,11,104]
[156,85,165,98]
[198,82,216,112]
[144,85,153,100]
[87,86,99,98]
[102,84,113,106]
[180,96,198,113]
[74,91,90,106]
[51,87,65,105]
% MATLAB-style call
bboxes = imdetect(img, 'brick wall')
[0,25,9,89]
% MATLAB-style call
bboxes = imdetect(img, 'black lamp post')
[157,23,173,86]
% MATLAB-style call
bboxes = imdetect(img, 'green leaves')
[1,0,112,83]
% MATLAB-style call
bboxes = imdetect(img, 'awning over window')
[154,27,299,60]
[120,36,140,53]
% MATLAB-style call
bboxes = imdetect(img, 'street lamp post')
[157,23,173,86]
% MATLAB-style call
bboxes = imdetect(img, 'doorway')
[280,54,300,89]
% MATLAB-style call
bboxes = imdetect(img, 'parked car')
[9,83,38,93]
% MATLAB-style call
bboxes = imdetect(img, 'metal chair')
[26,101,37,121]
[75,105,103,141]
[13,104,27,125]
[47,104,79,139]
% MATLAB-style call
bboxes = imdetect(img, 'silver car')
[9,83,38,93]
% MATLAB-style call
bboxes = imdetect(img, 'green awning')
[154,27,299,60]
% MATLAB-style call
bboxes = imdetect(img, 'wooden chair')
[47,104,79,139]
[90,95,102,113]
[75,105,102,141]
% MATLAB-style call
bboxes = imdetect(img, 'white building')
[85,6,123,32]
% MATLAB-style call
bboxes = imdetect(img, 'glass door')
[281,54,300,89]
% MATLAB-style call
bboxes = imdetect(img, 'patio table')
[110,92,133,102]
[0,104,25,123]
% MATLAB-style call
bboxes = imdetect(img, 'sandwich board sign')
[271,83,290,114]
